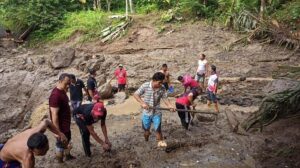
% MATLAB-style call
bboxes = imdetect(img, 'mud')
[1,14,300,167]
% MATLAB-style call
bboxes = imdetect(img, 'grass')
[29,10,126,46]
[50,11,110,42]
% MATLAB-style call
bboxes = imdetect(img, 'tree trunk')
[125,0,128,19]
[203,0,208,6]
[129,0,135,13]
[225,0,236,29]
[106,0,111,12]
[260,0,266,20]
[94,0,101,10]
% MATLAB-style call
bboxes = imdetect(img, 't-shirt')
[114,68,127,85]
[176,90,199,106]
[207,74,218,92]
[87,77,97,91]
[74,103,107,125]
[69,79,85,101]
[197,59,208,75]
[134,81,167,116]
[183,75,199,89]
[49,87,71,133]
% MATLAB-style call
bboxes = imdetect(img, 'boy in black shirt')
[87,69,98,101]
[73,95,111,157]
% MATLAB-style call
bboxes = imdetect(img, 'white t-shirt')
[197,59,208,74]
[207,74,218,92]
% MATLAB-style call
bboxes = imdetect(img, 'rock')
[263,79,299,94]
[37,57,45,65]
[93,54,105,62]
[113,92,128,104]
[49,47,75,69]
[98,82,113,99]
[11,48,18,54]
[96,75,107,86]
[239,76,247,81]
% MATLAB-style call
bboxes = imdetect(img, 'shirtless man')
[160,64,171,91]
[0,119,67,168]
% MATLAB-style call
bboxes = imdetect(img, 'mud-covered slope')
[0,15,299,167]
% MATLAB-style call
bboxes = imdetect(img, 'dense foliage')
[0,0,299,43]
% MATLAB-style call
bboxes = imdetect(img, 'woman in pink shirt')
[177,74,201,94]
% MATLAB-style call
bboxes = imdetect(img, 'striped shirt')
[135,81,167,116]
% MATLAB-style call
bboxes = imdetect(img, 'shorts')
[71,101,82,114]
[191,87,201,96]
[142,113,162,132]
[0,144,21,168]
[56,131,71,151]
[118,84,126,91]
[196,73,205,83]
[207,90,217,103]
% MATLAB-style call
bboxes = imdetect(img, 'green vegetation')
[0,0,299,45]
[45,11,110,42]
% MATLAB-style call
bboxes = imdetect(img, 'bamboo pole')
[149,107,218,115]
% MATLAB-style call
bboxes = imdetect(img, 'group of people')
[0,53,219,167]
[134,54,219,147]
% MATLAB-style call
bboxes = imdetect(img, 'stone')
[113,92,128,104]
[49,47,75,69]
[98,82,113,99]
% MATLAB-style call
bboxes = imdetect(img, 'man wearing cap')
[113,64,127,92]
[73,95,111,157]
[87,69,98,101]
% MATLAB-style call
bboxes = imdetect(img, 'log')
[150,107,218,115]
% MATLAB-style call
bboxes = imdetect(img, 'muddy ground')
[1,14,300,167]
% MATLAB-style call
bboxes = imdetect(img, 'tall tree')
[94,0,101,10]
[125,0,128,19]
[129,0,134,13]
[260,0,266,19]
[106,0,111,12]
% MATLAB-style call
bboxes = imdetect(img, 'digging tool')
[149,107,218,115]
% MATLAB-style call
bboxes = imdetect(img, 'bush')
[0,0,81,34]
[40,11,111,42]
[274,1,300,31]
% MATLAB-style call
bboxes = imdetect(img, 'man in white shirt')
[195,53,208,89]
[207,65,219,113]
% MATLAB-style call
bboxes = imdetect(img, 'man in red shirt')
[113,64,127,92]
[49,73,75,163]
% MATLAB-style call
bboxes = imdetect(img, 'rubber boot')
[144,131,150,141]
[55,151,64,163]
[65,144,76,161]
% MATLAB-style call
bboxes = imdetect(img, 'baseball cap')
[118,64,123,67]
[92,102,105,117]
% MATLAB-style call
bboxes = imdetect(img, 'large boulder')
[50,47,75,69]
[0,71,35,143]
[98,82,113,99]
